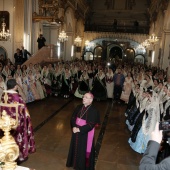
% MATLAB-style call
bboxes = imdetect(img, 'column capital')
[163,29,170,34]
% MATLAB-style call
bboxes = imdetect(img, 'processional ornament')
[0,92,23,170]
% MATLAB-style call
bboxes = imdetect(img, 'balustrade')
[85,24,149,34]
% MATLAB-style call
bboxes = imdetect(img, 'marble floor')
[21,96,142,170]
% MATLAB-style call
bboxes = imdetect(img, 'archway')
[0,46,8,59]
[135,54,145,64]
[94,46,103,61]
[124,48,135,63]
[109,46,123,61]
[83,51,94,60]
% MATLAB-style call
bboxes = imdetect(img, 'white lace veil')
[142,91,160,135]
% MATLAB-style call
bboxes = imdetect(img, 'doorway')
[0,46,7,59]
[109,46,123,60]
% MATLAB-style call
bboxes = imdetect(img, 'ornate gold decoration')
[0,92,24,170]
[33,0,61,23]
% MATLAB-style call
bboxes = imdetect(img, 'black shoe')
[17,157,28,165]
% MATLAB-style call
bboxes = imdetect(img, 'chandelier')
[58,30,68,42]
[147,33,158,45]
[74,36,82,46]
[0,18,11,41]
[0,0,11,41]
[142,40,150,48]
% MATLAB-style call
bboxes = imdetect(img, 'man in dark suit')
[20,46,31,63]
[139,122,170,170]
[14,48,23,66]
[37,34,46,49]
[113,68,125,103]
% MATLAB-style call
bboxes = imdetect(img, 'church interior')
[0,0,170,170]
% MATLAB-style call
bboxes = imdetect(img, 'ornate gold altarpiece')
[33,0,63,23]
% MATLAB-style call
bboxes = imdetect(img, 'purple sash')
[76,117,95,166]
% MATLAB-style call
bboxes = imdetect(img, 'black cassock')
[66,104,100,170]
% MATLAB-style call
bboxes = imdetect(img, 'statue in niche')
[67,22,72,32]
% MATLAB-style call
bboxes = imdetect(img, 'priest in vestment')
[0,79,36,162]
[66,92,100,170]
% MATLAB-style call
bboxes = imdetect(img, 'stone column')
[65,33,73,61]
[161,30,170,69]
[13,0,24,51]
[23,0,32,53]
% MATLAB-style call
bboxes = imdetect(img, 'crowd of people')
[1,55,170,166]
[0,57,169,105]
[124,65,170,158]
[14,46,32,66]
[0,59,115,103]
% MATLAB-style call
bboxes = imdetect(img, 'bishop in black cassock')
[66,92,100,170]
